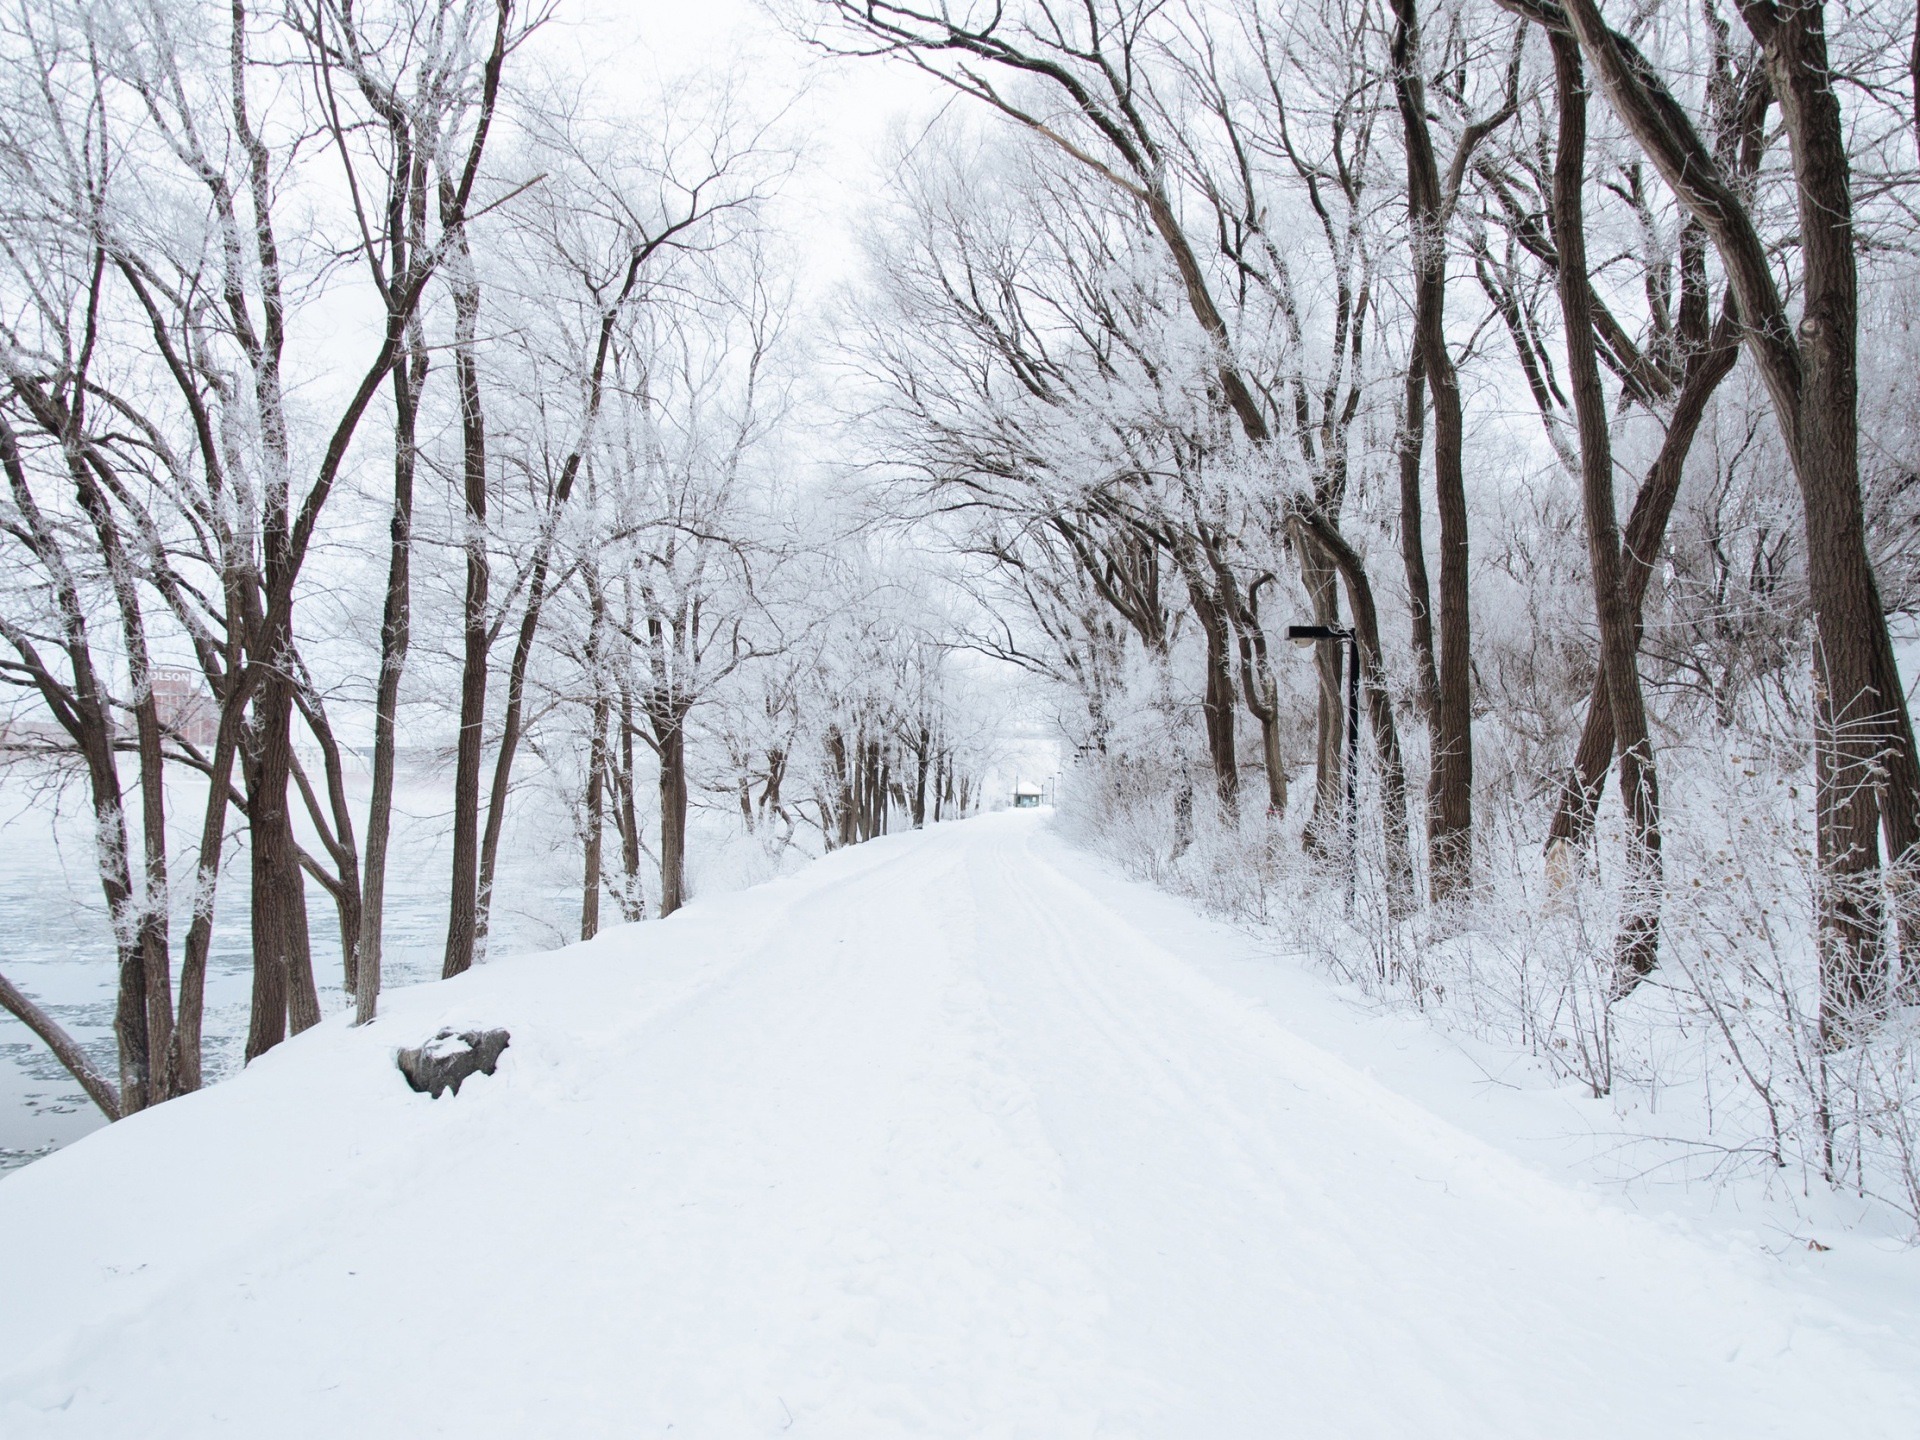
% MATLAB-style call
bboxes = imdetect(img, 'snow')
[419,1031,477,1062]
[2,811,1916,1436]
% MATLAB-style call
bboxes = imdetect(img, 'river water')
[0,770,582,1170]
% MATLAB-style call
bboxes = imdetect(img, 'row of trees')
[808,0,1920,1045]
[0,0,995,1124]
[12,0,1917,1164]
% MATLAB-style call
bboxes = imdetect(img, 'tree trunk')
[1236,627,1289,816]
[1393,0,1474,901]
[1257,707,1287,816]
[0,417,152,1103]
[658,713,689,916]
[174,694,242,1089]
[1195,588,1240,814]
[582,692,609,941]
[826,725,855,849]
[912,726,931,827]
[1546,302,1737,856]
[864,739,885,840]
[243,668,318,1061]
[581,573,610,941]
[613,683,647,922]
[1224,569,1289,819]
[763,746,788,824]
[1398,351,1440,720]
[1176,544,1240,814]
[356,320,426,1025]
[1549,33,1662,987]
[1172,773,1195,859]
[1555,0,1918,1036]
[127,660,174,1106]
[233,0,317,1062]
[442,208,491,982]
[288,696,362,988]
[0,971,120,1120]
[72,443,174,1104]
[465,577,542,974]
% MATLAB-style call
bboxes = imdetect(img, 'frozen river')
[0,772,580,1169]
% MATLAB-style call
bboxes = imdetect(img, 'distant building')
[151,667,217,746]
[1012,780,1044,809]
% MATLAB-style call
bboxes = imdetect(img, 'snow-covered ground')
[1,810,1916,1436]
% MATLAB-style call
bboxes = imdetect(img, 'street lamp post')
[1288,623,1359,917]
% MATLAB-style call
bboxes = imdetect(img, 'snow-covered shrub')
[1063,719,1920,1235]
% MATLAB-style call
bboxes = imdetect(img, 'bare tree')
[446,89,785,968]
[1542,28,1661,983]
[1512,0,1920,1038]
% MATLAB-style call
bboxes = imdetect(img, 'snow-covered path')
[1,812,1915,1436]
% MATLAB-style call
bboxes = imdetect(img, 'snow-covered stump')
[396,1028,511,1098]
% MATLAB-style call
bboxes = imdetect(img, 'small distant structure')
[152,666,217,747]
[1012,780,1044,809]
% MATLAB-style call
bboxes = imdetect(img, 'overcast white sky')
[536,0,954,299]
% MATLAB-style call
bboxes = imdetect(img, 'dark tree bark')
[0,416,152,1108]
[826,724,855,850]
[459,230,677,975]
[1397,351,1440,722]
[1178,557,1240,813]
[1197,535,1287,818]
[242,672,316,1060]
[1230,574,1290,817]
[1545,300,1739,855]
[612,680,648,922]
[1536,0,1920,1038]
[1391,0,1503,901]
[1547,33,1662,986]
[1301,542,1346,852]
[580,571,610,941]
[865,739,888,839]
[911,724,932,827]
[441,197,492,981]
[0,971,120,1120]
[173,691,244,1091]
[581,708,609,939]
[656,712,691,916]
[468,564,551,972]
[288,678,362,990]
[356,314,427,1025]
